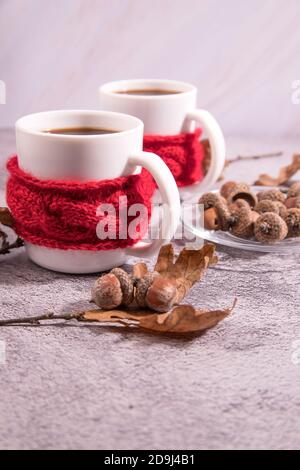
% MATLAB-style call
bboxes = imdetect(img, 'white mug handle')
[182,109,226,195]
[125,151,181,258]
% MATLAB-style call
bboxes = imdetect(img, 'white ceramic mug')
[99,79,226,199]
[15,110,181,274]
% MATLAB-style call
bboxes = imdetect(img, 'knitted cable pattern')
[143,128,204,188]
[6,156,153,251]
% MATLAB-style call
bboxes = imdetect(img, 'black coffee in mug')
[44,127,119,135]
[115,89,181,96]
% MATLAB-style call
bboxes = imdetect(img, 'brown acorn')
[215,200,232,231]
[255,200,287,219]
[285,196,300,209]
[254,213,288,244]
[287,182,300,198]
[92,268,134,310]
[203,201,231,231]
[135,273,177,313]
[284,208,300,237]
[229,198,250,213]
[257,189,286,204]
[230,206,259,239]
[220,181,238,199]
[145,276,178,313]
[204,208,220,230]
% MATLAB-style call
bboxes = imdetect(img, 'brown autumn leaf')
[255,154,300,186]
[83,299,236,334]
[132,262,148,279]
[154,243,175,274]
[0,207,14,228]
[154,243,218,304]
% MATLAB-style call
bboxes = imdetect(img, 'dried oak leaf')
[255,154,300,186]
[83,299,236,334]
[132,262,148,279]
[0,207,14,228]
[154,243,218,304]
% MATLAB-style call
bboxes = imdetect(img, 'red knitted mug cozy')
[143,128,204,189]
[6,156,154,251]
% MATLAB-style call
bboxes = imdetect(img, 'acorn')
[229,198,250,213]
[203,201,231,231]
[255,200,287,219]
[285,196,300,209]
[199,192,226,210]
[287,182,300,198]
[227,184,257,209]
[215,199,232,231]
[136,273,177,313]
[257,189,286,204]
[135,272,158,307]
[284,208,300,237]
[92,268,134,310]
[254,213,288,244]
[230,206,259,239]
[204,207,220,230]
[220,181,238,199]
[145,276,178,313]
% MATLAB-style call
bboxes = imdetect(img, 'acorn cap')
[135,272,158,308]
[110,268,134,306]
[257,189,286,204]
[227,184,257,208]
[284,208,300,238]
[254,212,288,244]
[199,192,226,210]
[230,207,257,239]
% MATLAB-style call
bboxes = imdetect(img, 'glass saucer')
[182,187,300,254]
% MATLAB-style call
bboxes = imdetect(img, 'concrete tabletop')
[0,129,299,450]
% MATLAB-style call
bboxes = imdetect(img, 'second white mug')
[99,79,226,198]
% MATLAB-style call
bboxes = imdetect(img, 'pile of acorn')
[200,181,300,244]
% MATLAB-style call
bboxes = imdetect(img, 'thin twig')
[226,151,283,165]
[0,311,84,326]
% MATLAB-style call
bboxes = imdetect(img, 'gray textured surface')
[0,130,300,450]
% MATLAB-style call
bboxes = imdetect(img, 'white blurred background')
[0,0,300,136]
